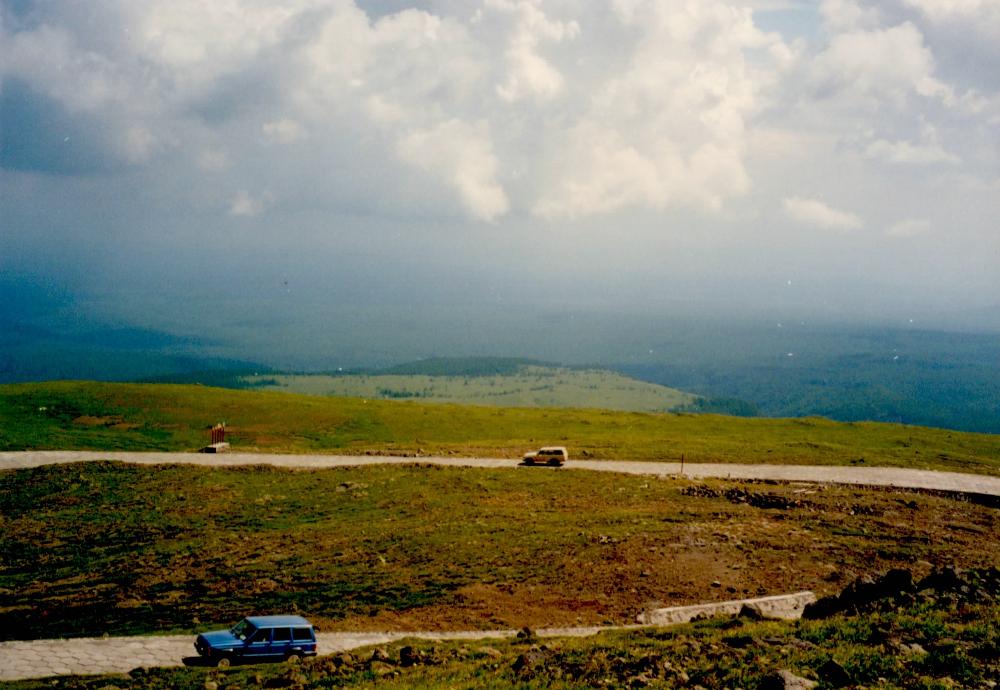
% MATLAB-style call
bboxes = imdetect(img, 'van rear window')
[293,627,314,641]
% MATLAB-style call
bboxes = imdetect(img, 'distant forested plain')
[2,307,1000,433]
[616,327,1000,433]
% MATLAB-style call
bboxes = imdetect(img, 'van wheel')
[216,656,232,669]
[548,458,560,466]
[524,458,534,465]
[286,652,303,664]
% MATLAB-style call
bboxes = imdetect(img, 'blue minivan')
[194,615,317,666]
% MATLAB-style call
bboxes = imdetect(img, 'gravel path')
[0,594,814,681]
[3,450,1000,498]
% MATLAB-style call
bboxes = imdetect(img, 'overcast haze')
[2,0,1000,363]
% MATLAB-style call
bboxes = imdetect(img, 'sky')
[2,0,1000,353]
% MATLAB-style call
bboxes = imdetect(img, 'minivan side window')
[272,628,292,642]
[292,628,313,641]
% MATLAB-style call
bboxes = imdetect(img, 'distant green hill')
[238,362,698,413]
[2,381,1000,476]
[380,356,551,377]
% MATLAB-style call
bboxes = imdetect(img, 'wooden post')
[680,453,684,475]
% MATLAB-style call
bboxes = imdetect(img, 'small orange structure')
[210,423,226,444]
[201,423,230,453]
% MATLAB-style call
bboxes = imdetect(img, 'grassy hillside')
[239,366,698,412]
[2,381,1000,474]
[3,462,999,641]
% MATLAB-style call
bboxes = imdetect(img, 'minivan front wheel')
[215,655,232,669]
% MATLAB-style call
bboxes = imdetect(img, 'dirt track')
[0,593,815,681]
[3,450,1000,498]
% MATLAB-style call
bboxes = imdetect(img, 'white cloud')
[812,22,952,104]
[534,0,784,218]
[820,0,882,32]
[783,197,863,230]
[398,120,509,221]
[902,0,1000,23]
[1,0,996,232]
[262,119,306,144]
[864,137,958,164]
[484,0,579,103]
[887,218,932,237]
[198,150,229,171]
[229,189,272,217]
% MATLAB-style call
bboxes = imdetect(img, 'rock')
[738,603,765,620]
[711,580,722,588]
[629,673,654,687]
[802,595,840,619]
[477,646,503,659]
[877,568,914,596]
[511,647,546,676]
[332,652,355,667]
[399,645,421,667]
[516,625,536,640]
[818,659,852,687]
[370,661,394,676]
[759,670,817,690]
[370,647,391,663]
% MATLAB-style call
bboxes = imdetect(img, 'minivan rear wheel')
[286,651,303,664]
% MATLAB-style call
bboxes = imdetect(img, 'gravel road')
[3,450,1000,497]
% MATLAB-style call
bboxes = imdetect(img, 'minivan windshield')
[230,619,257,641]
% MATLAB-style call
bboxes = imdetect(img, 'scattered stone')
[511,647,546,676]
[369,647,390,663]
[738,603,765,620]
[477,646,503,659]
[369,661,394,676]
[726,633,761,650]
[399,645,422,667]
[711,580,722,588]
[805,565,1000,621]
[759,669,817,690]
[516,625,536,640]
[629,673,654,687]
[332,652,355,667]
[818,659,851,687]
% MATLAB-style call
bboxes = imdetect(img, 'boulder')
[759,670,817,690]
[818,659,852,687]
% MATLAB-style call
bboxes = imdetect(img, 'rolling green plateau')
[237,366,697,412]
[2,381,1000,474]
[3,462,999,642]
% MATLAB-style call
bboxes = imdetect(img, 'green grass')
[2,381,1000,475]
[3,462,999,641]
[239,366,698,412]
